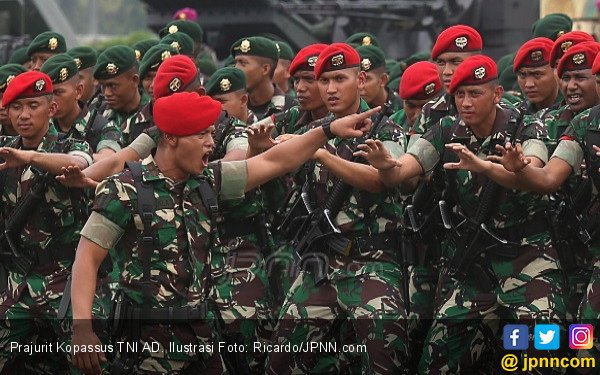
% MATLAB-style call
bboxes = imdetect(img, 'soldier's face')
[30,52,55,72]
[235,56,266,91]
[273,59,291,90]
[212,91,246,121]
[293,70,324,111]
[78,67,96,103]
[516,65,557,107]
[173,125,215,174]
[560,69,599,113]
[359,70,387,105]
[143,70,157,100]
[454,83,501,128]
[52,78,82,120]
[7,96,56,139]
[403,98,430,127]
[99,72,140,112]
[435,52,473,91]
[318,68,364,116]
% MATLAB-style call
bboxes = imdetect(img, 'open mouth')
[566,94,582,106]
[201,151,211,167]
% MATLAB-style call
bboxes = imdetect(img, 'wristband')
[321,122,336,140]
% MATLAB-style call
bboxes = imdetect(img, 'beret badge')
[455,36,468,49]
[169,25,179,34]
[59,67,69,81]
[106,63,119,75]
[307,56,318,67]
[240,40,251,53]
[220,78,231,92]
[561,41,573,53]
[474,66,486,80]
[361,58,372,71]
[362,36,372,46]
[331,54,344,66]
[135,50,142,61]
[48,37,58,51]
[74,58,82,69]
[530,50,543,62]
[424,82,436,95]
[573,53,585,65]
[34,79,46,92]
[169,77,182,92]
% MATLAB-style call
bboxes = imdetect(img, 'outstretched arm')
[0,147,89,175]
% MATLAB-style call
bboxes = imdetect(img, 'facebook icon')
[503,324,529,350]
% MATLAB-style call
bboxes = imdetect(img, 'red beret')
[592,49,600,75]
[399,61,442,101]
[513,37,554,71]
[550,31,594,67]
[431,25,482,60]
[314,43,360,79]
[449,54,498,95]
[154,92,222,136]
[556,42,600,78]
[153,55,198,101]
[2,71,53,107]
[289,43,328,76]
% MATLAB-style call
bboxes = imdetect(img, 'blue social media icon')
[503,324,529,350]
[534,324,560,350]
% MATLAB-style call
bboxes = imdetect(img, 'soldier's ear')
[380,72,389,87]
[196,86,206,96]
[240,92,248,106]
[493,85,503,104]
[358,70,367,86]
[48,98,58,117]
[75,82,83,101]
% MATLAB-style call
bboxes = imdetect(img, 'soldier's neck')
[120,90,141,115]
[470,107,497,139]
[248,81,274,107]
[154,147,189,182]
[311,105,328,120]
[535,88,559,111]
[334,97,361,118]
[370,88,388,108]
[56,103,82,133]
[21,123,49,149]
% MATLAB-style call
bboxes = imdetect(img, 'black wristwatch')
[321,122,336,140]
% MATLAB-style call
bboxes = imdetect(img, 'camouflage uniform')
[413,93,457,135]
[409,106,568,373]
[383,87,402,116]
[130,121,273,373]
[267,100,410,375]
[515,93,563,117]
[551,106,600,360]
[0,125,94,372]
[80,155,252,374]
[101,91,152,147]
[247,84,295,121]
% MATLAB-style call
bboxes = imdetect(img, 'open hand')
[56,166,98,189]
[443,143,489,173]
[354,139,399,171]
[486,143,530,172]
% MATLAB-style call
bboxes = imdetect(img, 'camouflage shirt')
[0,124,92,300]
[413,93,457,135]
[408,106,551,243]
[211,113,249,161]
[247,84,296,120]
[50,101,121,153]
[101,91,152,147]
[538,103,586,154]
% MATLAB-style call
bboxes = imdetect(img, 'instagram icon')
[569,324,593,350]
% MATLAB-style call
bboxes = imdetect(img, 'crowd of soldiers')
[0,7,599,375]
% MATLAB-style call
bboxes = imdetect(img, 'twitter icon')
[534,324,560,350]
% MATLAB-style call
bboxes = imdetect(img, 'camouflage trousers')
[266,265,409,375]
[211,239,274,374]
[576,258,600,363]
[418,245,568,374]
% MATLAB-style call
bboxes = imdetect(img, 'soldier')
[94,45,152,148]
[390,61,442,136]
[413,25,482,135]
[41,53,120,159]
[0,71,93,372]
[549,31,594,69]
[357,55,567,373]
[160,20,204,59]
[532,13,573,41]
[273,40,295,96]
[266,43,409,375]
[0,64,27,136]
[231,36,295,120]
[139,44,179,99]
[481,50,600,364]
[66,46,99,104]
[69,90,379,375]
[206,66,257,127]
[513,37,561,115]
[160,32,195,58]
[27,31,67,72]
[357,44,401,115]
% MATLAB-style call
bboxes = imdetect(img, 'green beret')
[94,45,137,80]
[345,32,380,47]
[402,52,430,68]
[533,13,573,41]
[499,64,518,92]
[8,46,29,65]
[230,36,279,61]
[160,20,203,43]
[67,46,97,70]
[385,59,400,75]
[27,31,66,57]
[196,53,217,76]
[496,53,515,76]
[387,76,401,94]
[132,39,159,61]
[40,53,78,84]
[356,45,386,72]
[160,33,194,57]
[139,45,179,79]
[388,62,404,81]
[205,67,246,96]
[222,55,235,67]
[0,64,27,93]
[275,41,294,61]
